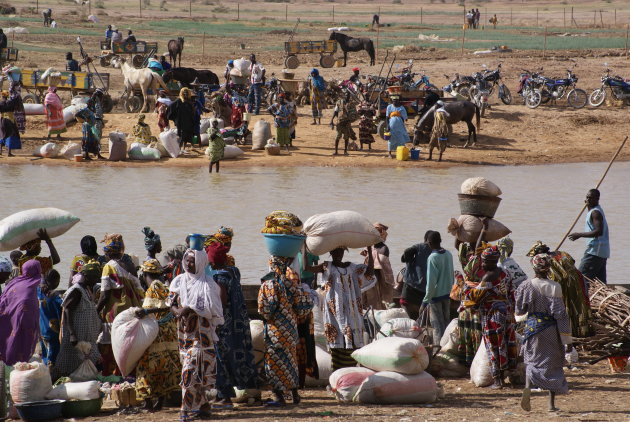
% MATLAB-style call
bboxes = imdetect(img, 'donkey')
[168,37,185,68]
[111,55,169,112]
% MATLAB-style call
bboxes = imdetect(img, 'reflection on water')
[1,162,627,285]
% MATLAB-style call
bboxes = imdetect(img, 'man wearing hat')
[349,67,361,85]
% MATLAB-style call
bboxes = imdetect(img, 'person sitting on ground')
[125,30,136,43]
[18,229,60,275]
[207,119,225,174]
[132,114,157,145]
[38,269,63,366]
[517,253,572,413]
[160,55,171,71]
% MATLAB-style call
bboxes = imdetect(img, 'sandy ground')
[88,361,629,422]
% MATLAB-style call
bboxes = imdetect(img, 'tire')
[22,93,40,104]
[132,54,145,68]
[100,56,111,67]
[500,85,512,105]
[567,88,587,109]
[284,55,299,70]
[377,120,387,139]
[480,103,487,117]
[525,90,542,109]
[320,54,335,69]
[458,86,471,100]
[588,88,606,107]
[101,94,114,113]
[124,95,143,113]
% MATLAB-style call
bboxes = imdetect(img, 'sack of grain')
[128,143,161,160]
[376,318,421,340]
[60,142,82,160]
[460,177,502,196]
[159,128,180,158]
[250,320,265,368]
[447,214,511,243]
[46,381,100,401]
[252,120,272,150]
[34,142,60,158]
[0,207,80,251]
[303,210,382,256]
[329,367,375,402]
[372,308,409,327]
[9,362,53,403]
[427,319,468,378]
[111,307,159,376]
[354,371,439,404]
[470,338,493,387]
[223,145,244,159]
[305,345,331,387]
[108,131,127,161]
[351,337,429,375]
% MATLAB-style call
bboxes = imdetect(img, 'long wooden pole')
[202,32,206,63]
[461,25,466,55]
[237,3,239,21]
[543,26,547,59]
[420,7,422,25]
[626,24,629,58]
[189,0,192,18]
[139,0,141,18]
[376,21,380,62]
[555,136,628,251]
[564,8,566,28]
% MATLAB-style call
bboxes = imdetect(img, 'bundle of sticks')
[575,277,630,363]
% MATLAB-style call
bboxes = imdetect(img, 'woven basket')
[457,194,501,218]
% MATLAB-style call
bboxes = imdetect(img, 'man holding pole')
[568,189,609,284]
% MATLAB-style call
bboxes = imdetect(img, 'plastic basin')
[263,233,305,258]
[61,398,103,418]
[15,400,64,422]
[458,193,501,218]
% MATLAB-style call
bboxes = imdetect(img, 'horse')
[111,55,169,112]
[413,100,480,161]
[329,32,375,67]
[42,9,52,27]
[167,37,185,68]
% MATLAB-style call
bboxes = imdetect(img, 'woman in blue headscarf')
[308,68,326,125]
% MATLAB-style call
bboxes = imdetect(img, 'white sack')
[23,104,45,115]
[354,371,439,404]
[46,381,100,401]
[351,337,429,375]
[305,345,331,387]
[470,338,493,387]
[60,142,82,160]
[33,142,60,158]
[427,319,468,378]
[252,119,272,150]
[447,214,511,243]
[0,207,80,251]
[108,131,127,161]
[159,128,180,158]
[460,177,502,196]
[377,318,421,340]
[223,145,244,159]
[200,133,209,146]
[329,367,374,402]
[111,307,159,377]
[373,308,409,327]
[9,362,53,404]
[250,320,265,368]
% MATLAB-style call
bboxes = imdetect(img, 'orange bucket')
[73,154,83,162]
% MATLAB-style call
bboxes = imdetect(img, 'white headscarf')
[169,249,224,326]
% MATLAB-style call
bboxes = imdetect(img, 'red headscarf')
[206,242,229,267]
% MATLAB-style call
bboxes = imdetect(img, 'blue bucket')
[410,148,420,160]
[15,400,65,422]
[263,233,305,258]
[189,233,205,251]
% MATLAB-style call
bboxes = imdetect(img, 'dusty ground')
[91,361,629,422]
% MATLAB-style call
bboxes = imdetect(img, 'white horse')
[110,55,168,112]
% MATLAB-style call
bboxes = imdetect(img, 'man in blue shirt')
[569,188,610,284]
[421,231,454,345]
[400,230,435,321]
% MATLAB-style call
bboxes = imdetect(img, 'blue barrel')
[189,233,205,251]
[410,148,420,160]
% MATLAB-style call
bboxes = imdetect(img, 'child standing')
[38,269,63,366]
[208,120,225,173]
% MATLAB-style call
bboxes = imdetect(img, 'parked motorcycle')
[471,72,491,117]
[517,68,545,108]
[536,68,587,109]
[477,63,512,105]
[589,67,630,107]
[443,73,475,99]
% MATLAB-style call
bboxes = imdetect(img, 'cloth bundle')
[260,210,303,235]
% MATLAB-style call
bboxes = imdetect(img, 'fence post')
[510,8,512,26]
[614,9,616,27]
[420,7,422,25]
[536,8,538,27]
[543,27,547,60]
[332,5,335,24]
[285,4,288,21]
[593,10,596,27]
[376,20,380,61]
[563,8,566,28]
[139,0,142,18]
[237,3,239,21]
[461,25,466,55]
[626,25,629,59]
[189,0,192,18]
[202,32,206,64]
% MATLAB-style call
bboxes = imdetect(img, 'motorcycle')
[477,63,512,105]
[536,68,587,109]
[263,74,284,106]
[443,73,475,100]
[470,72,491,117]
[589,67,630,107]
[517,68,545,108]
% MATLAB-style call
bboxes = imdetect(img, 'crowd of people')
[0,189,608,417]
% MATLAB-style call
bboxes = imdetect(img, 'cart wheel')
[320,54,335,69]
[102,94,114,113]
[132,54,145,68]
[124,95,143,113]
[284,55,299,70]
[100,56,111,67]
[22,93,40,104]
[377,120,388,140]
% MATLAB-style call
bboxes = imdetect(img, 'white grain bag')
[305,345,331,387]
[447,214,511,243]
[470,337,493,387]
[252,119,272,150]
[460,177,502,196]
[200,133,209,146]
[33,142,60,158]
[250,320,265,368]
[111,307,159,377]
[351,337,429,375]
[354,371,439,404]
[233,388,261,404]
[0,207,80,251]
[60,142,82,160]
[329,367,375,402]
[69,341,99,381]
[303,210,383,256]
[377,318,420,340]
[427,319,468,378]
[9,362,53,403]
[159,128,180,158]
[46,381,100,401]
[373,308,409,327]
[23,103,45,115]
[223,145,244,159]
[108,131,127,161]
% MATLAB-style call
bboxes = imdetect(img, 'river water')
[1,162,627,285]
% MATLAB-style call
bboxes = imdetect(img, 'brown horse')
[167,37,185,67]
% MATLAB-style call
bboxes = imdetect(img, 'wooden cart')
[99,40,158,68]
[284,40,337,70]
[0,47,18,64]
[18,69,113,112]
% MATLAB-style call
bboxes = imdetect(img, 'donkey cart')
[284,40,338,70]
[99,40,158,69]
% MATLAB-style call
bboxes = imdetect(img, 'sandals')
[263,399,286,408]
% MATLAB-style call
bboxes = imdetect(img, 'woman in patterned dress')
[258,256,313,406]
[516,254,572,412]
[169,249,224,422]
[134,260,182,412]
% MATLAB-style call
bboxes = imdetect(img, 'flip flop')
[521,387,531,412]
[211,403,234,410]
[263,400,286,408]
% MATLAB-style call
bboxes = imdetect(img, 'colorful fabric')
[101,233,124,254]
[100,259,145,325]
[37,287,62,365]
[135,281,181,400]
[207,127,225,162]
[457,307,482,366]
[358,116,375,145]
[213,266,257,398]
[268,103,291,129]
[133,122,153,145]
[335,121,356,143]
[155,100,170,132]
[141,258,162,275]
[531,253,552,271]
[386,104,409,151]
[142,227,161,251]
[44,89,66,135]
[481,246,501,262]
[52,282,101,380]
[0,260,42,365]
[331,347,357,371]
[309,75,325,118]
[523,312,556,341]
[17,255,52,277]
[276,127,291,146]
[497,236,514,263]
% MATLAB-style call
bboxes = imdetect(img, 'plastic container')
[396,146,410,161]
[410,148,420,160]
[73,154,83,162]
[243,112,251,122]
[383,132,391,141]
[457,194,502,218]
[387,86,402,95]
[15,400,65,422]
[188,233,205,251]
[61,398,103,418]
[263,233,305,258]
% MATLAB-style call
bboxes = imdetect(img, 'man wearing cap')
[349,67,361,85]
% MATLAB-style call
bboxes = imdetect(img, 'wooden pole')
[36,0,38,13]
[626,25,629,58]
[285,4,288,21]
[376,21,380,62]
[571,7,574,27]
[543,26,547,59]
[536,8,538,27]
[139,0,141,18]
[202,32,206,63]
[510,8,512,26]
[420,7,422,25]
[593,10,596,27]
[237,3,239,21]
[564,8,566,28]
[614,9,617,27]
[555,136,628,251]
[461,25,466,55]
[600,9,603,27]
[332,5,335,24]
[189,0,192,18]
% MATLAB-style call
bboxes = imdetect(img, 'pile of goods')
[448,177,511,243]
[261,210,305,258]
[261,210,303,235]
[575,278,630,372]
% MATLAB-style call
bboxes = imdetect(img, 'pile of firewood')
[575,278,630,363]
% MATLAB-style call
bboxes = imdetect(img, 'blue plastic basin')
[263,233,305,258]
[15,400,64,422]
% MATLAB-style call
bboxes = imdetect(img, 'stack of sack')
[448,177,511,243]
